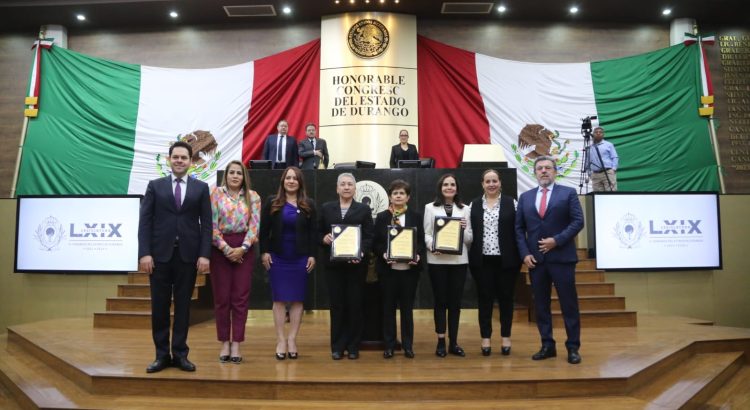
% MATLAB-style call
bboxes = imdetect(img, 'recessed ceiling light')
[497,5,507,13]
[335,0,340,3]
[395,0,399,3]
[76,14,86,21]
[569,6,579,14]
[662,8,672,15]
[282,6,291,14]
[349,0,355,4]
[365,0,370,3]
[380,0,385,3]
[169,11,178,18]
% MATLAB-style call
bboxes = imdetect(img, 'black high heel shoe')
[287,352,298,360]
[219,355,230,363]
[275,352,286,360]
[501,346,511,356]
[230,356,243,364]
[481,346,491,356]
[449,345,466,357]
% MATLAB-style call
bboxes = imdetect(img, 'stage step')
[553,282,615,296]
[93,310,163,328]
[118,284,199,298]
[634,351,744,409]
[105,296,197,312]
[551,309,638,327]
[552,295,625,311]
[705,365,750,408]
[127,272,207,285]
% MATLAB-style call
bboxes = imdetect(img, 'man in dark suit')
[298,123,329,169]
[515,156,584,364]
[138,140,212,373]
[262,119,299,169]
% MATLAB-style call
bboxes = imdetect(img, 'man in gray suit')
[138,140,212,373]
[298,123,329,169]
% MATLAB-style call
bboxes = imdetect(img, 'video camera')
[580,115,598,141]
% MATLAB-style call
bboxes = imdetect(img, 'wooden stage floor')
[2,309,750,408]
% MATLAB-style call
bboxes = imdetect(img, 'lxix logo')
[69,223,123,238]
[648,220,702,235]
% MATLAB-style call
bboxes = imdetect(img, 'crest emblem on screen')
[613,213,644,248]
[355,180,389,218]
[34,216,65,251]
[347,19,390,59]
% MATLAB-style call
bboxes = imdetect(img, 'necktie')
[174,178,182,211]
[276,136,283,162]
[539,187,548,218]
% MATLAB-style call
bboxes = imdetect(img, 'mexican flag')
[16,40,320,195]
[418,36,719,193]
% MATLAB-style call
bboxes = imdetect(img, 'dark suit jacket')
[138,175,212,263]
[469,195,522,270]
[373,208,425,275]
[514,184,584,264]
[262,134,298,168]
[389,144,419,168]
[298,137,329,169]
[318,200,374,267]
[259,196,317,256]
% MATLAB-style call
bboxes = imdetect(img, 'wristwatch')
[241,244,250,253]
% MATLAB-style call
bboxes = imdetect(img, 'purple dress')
[269,203,309,302]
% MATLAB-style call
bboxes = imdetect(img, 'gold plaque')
[347,19,390,59]
[432,217,464,255]
[387,225,416,262]
[331,224,362,261]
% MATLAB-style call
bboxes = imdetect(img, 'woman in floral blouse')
[210,160,261,364]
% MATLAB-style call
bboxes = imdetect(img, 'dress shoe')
[532,346,557,361]
[172,356,196,372]
[449,345,466,357]
[404,349,415,359]
[481,346,491,356]
[348,352,360,360]
[435,339,447,357]
[287,352,298,360]
[383,349,394,359]
[567,349,582,364]
[275,352,286,360]
[219,355,230,363]
[331,351,343,360]
[146,357,170,373]
[230,356,243,364]
[501,346,512,356]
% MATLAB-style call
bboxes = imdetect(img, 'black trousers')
[149,245,197,360]
[326,264,367,353]
[379,268,420,351]
[472,255,520,339]
[529,262,581,351]
[428,263,467,345]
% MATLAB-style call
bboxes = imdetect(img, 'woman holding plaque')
[210,161,261,364]
[260,166,317,360]
[374,179,425,359]
[389,129,419,168]
[469,169,522,356]
[423,174,473,357]
[319,173,374,360]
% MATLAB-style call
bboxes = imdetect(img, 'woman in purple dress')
[260,167,317,360]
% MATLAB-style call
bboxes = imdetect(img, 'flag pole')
[9,116,30,198]
[10,30,45,198]
[694,22,726,194]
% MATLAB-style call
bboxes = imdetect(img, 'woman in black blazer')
[389,129,419,168]
[259,166,317,360]
[468,169,522,356]
[318,172,374,360]
[373,179,425,359]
